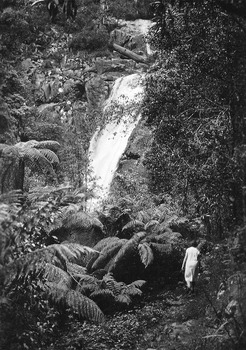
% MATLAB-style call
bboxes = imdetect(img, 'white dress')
[183,247,200,288]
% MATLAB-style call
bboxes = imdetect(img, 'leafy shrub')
[107,0,139,20]
[69,27,109,52]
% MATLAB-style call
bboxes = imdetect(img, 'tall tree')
[144,0,246,235]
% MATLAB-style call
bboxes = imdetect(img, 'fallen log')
[111,43,149,65]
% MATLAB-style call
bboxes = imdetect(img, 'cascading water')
[88,19,152,209]
[88,73,145,207]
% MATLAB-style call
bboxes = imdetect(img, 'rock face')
[110,121,152,195]
[85,76,109,116]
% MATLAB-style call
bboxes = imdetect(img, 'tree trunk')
[0,146,21,193]
[111,43,149,65]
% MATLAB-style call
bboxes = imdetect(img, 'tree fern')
[43,263,72,289]
[102,274,145,305]
[128,279,146,290]
[138,242,154,268]
[93,237,120,251]
[121,220,145,234]
[91,239,128,271]
[144,220,160,233]
[12,140,60,190]
[38,149,59,164]
[0,190,23,206]
[156,221,173,234]
[66,262,87,278]
[58,243,99,267]
[34,140,60,152]
[90,289,115,299]
[48,286,105,324]
[76,274,99,294]
[108,231,147,272]
[4,243,98,287]
[135,210,151,223]
[115,294,132,304]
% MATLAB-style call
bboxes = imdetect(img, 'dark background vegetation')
[0,0,246,349]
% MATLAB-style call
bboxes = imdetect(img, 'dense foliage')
[0,0,246,349]
[143,0,246,237]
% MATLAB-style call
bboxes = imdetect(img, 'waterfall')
[88,19,152,209]
[88,73,145,206]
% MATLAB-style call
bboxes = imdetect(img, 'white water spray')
[88,20,152,209]
[88,73,145,205]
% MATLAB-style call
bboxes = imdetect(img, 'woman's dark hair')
[190,240,198,247]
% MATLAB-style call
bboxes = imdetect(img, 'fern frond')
[66,262,87,278]
[148,233,168,244]
[93,237,120,252]
[77,274,99,285]
[124,285,142,297]
[39,149,59,164]
[76,282,98,294]
[22,148,54,173]
[0,190,23,206]
[0,203,19,224]
[60,242,98,266]
[101,273,122,295]
[156,223,173,235]
[44,263,72,288]
[48,286,104,323]
[122,220,144,233]
[144,220,160,233]
[67,290,105,323]
[4,243,97,288]
[138,242,154,268]
[135,210,151,223]
[76,274,100,294]
[86,251,100,272]
[115,294,132,305]
[90,289,115,299]
[128,279,146,289]
[27,185,71,202]
[15,140,39,149]
[109,232,147,272]
[150,231,182,244]
[91,239,127,271]
[34,140,60,152]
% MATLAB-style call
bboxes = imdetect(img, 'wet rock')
[95,58,136,74]
[85,76,109,112]
[63,78,75,94]
[110,29,131,47]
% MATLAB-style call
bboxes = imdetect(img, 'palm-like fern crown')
[3,242,105,323]
[77,272,145,306]
[89,208,184,278]
[15,140,60,174]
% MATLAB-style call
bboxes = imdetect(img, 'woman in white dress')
[181,240,201,294]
